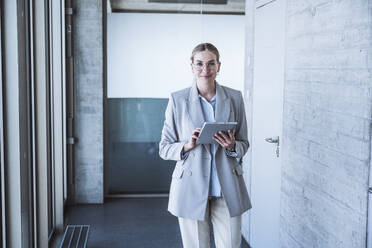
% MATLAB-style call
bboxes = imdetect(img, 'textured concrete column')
[73,0,104,203]
[280,0,372,247]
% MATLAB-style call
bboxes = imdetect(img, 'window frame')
[0,1,6,246]
[1,0,65,246]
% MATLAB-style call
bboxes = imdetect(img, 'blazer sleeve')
[159,94,187,161]
[233,92,250,158]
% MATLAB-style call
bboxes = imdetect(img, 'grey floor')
[62,198,250,248]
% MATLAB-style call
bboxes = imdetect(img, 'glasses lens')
[194,62,216,70]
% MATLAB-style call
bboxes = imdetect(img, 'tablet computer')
[196,122,238,144]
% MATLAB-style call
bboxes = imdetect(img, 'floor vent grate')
[60,225,90,248]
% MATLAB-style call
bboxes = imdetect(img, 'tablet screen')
[196,122,237,144]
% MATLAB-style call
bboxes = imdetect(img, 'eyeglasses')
[193,61,218,71]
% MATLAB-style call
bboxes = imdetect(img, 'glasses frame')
[192,60,219,71]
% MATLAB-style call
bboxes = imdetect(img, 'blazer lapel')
[215,82,231,123]
[214,82,231,154]
[186,83,212,156]
[186,82,205,128]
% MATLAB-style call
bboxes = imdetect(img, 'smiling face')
[191,50,221,86]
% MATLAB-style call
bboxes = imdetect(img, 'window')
[0,0,65,246]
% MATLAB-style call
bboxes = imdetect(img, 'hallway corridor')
[3,0,372,247]
[57,198,250,248]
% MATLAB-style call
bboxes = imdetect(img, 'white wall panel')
[107,13,245,98]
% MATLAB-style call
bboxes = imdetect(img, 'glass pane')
[106,0,245,195]
[106,98,174,194]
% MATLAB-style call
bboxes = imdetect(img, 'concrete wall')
[280,0,372,247]
[73,0,104,203]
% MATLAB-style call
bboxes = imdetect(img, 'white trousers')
[178,197,242,248]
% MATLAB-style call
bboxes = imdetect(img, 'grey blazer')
[159,82,252,221]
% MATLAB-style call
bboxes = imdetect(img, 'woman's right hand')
[183,128,201,153]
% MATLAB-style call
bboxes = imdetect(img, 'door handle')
[265,136,280,158]
[265,136,279,144]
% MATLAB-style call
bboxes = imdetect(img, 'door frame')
[244,0,287,246]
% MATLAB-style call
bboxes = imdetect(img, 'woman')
[159,43,251,248]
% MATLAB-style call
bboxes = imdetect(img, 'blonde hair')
[190,43,220,63]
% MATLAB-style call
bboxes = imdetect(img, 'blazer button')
[187,171,192,176]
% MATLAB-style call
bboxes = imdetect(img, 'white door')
[249,0,286,247]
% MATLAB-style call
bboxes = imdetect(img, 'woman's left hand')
[213,129,236,151]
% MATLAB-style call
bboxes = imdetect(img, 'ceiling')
[109,0,245,14]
